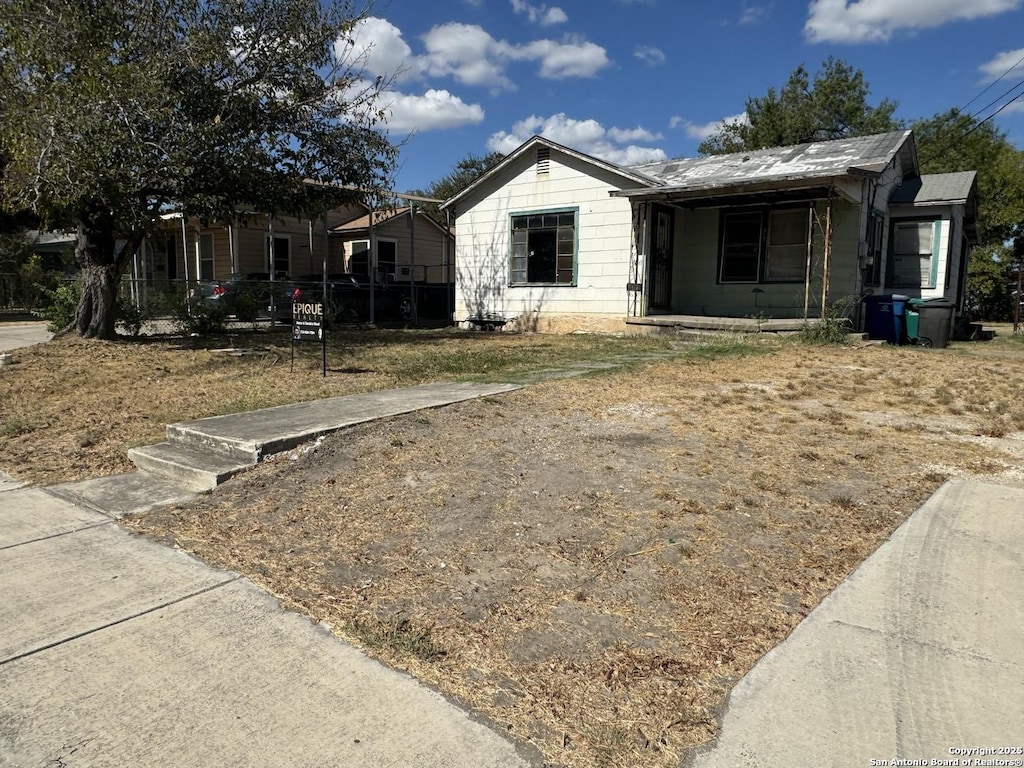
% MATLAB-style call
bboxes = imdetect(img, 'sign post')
[290,296,327,377]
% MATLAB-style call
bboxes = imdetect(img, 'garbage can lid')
[909,296,955,306]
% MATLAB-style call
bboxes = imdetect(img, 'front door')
[649,205,674,312]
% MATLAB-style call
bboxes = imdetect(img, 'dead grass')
[0,327,677,486]
[115,340,1024,768]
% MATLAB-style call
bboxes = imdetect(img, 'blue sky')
[341,0,1024,194]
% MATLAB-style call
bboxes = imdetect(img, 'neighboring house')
[331,206,454,287]
[443,131,978,333]
[139,205,364,290]
[133,202,453,299]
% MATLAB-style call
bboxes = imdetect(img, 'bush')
[800,298,854,345]
[168,296,228,336]
[115,295,151,337]
[33,279,81,332]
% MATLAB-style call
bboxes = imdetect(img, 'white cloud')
[674,112,748,140]
[417,23,608,92]
[339,17,421,82]
[518,37,610,79]
[739,3,771,24]
[510,0,568,25]
[381,88,485,132]
[486,114,667,165]
[420,23,518,91]
[339,18,608,95]
[805,0,1024,43]
[979,48,1024,82]
[634,46,666,66]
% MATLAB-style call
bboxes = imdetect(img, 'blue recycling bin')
[863,294,908,344]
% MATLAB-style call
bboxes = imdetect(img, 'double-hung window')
[889,220,939,289]
[510,210,576,285]
[720,208,809,283]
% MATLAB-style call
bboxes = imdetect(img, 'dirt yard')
[126,339,1024,768]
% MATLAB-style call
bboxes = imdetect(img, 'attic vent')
[536,146,550,176]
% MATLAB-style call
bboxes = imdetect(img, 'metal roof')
[615,130,914,199]
[889,171,977,205]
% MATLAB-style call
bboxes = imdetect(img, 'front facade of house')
[130,202,453,297]
[445,132,977,333]
[332,207,454,286]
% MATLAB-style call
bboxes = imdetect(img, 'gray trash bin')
[914,299,955,348]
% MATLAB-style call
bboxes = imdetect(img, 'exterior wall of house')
[152,208,360,285]
[668,199,862,318]
[453,149,637,331]
[883,204,959,301]
[333,217,452,285]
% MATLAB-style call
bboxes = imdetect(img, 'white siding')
[453,149,636,322]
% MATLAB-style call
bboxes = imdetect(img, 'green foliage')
[913,110,1024,248]
[799,298,855,344]
[115,296,151,337]
[170,299,228,337]
[0,0,396,338]
[965,243,1015,321]
[232,284,263,325]
[34,280,81,333]
[699,57,901,155]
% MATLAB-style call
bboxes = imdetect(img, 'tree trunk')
[72,204,124,340]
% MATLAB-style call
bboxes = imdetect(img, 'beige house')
[331,206,454,286]
[135,203,452,290]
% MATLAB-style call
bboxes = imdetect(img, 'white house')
[442,131,978,334]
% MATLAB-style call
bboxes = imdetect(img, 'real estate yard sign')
[291,299,326,376]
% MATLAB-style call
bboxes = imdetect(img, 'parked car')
[285,273,414,324]
[190,272,289,320]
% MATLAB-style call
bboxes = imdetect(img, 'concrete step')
[165,423,262,464]
[127,442,254,492]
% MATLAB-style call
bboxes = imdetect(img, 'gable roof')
[440,135,662,211]
[331,206,410,232]
[614,130,914,200]
[889,171,977,205]
[330,206,453,239]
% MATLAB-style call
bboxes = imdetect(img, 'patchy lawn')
[0,326,677,486]
[121,339,1024,768]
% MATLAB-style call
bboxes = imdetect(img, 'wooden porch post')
[821,186,834,315]
[180,214,190,291]
[228,223,236,274]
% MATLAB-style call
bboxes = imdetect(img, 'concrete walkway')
[0,484,538,767]
[687,477,1024,767]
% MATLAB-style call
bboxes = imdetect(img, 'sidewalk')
[0,488,540,768]
[687,477,1024,767]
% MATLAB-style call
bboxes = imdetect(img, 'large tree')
[0,0,395,339]
[913,109,1024,248]
[699,57,901,155]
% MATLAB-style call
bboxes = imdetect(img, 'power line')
[962,50,1024,112]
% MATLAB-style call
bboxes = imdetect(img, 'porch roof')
[613,130,913,203]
